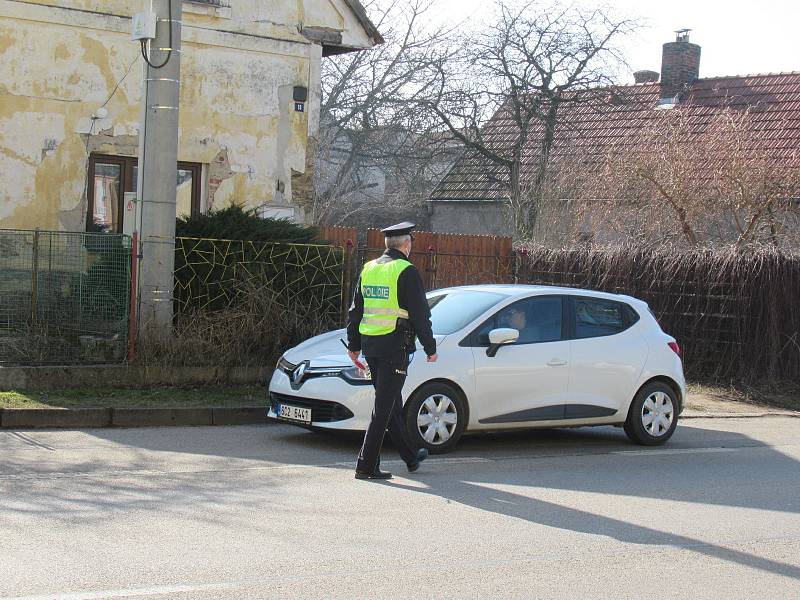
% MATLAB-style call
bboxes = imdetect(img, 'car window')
[574,297,629,338]
[428,291,506,335]
[474,296,563,345]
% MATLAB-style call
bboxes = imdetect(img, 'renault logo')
[291,361,308,386]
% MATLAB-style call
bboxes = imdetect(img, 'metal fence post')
[30,229,40,323]
[428,245,438,290]
[512,250,519,284]
[340,239,356,326]
[128,231,139,362]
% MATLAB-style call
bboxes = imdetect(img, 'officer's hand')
[427,353,438,363]
[347,350,360,365]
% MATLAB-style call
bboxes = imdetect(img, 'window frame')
[460,294,569,347]
[566,295,640,341]
[86,154,128,233]
[176,161,202,219]
[86,154,202,233]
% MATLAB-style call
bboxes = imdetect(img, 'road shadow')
[386,473,800,581]
[23,419,797,516]
[75,418,800,513]
[2,420,799,582]
[242,421,800,580]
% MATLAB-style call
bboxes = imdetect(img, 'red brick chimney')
[633,70,659,84]
[660,29,701,101]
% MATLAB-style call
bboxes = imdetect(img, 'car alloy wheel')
[624,381,679,446]
[641,391,674,437]
[417,394,458,444]
[406,382,467,454]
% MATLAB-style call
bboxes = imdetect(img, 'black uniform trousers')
[356,352,417,473]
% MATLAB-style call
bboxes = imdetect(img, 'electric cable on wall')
[80,53,142,230]
[140,0,173,69]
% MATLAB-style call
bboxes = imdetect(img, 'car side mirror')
[486,328,519,357]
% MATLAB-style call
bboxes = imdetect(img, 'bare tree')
[710,110,800,247]
[588,106,800,248]
[311,0,458,227]
[420,0,635,238]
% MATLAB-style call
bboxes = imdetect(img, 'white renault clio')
[268,285,685,453]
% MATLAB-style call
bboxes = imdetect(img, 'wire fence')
[5,226,795,383]
[173,237,345,317]
[146,237,347,368]
[0,229,130,365]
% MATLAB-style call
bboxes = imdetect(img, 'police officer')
[347,222,438,480]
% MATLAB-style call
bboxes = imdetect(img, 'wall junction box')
[131,11,157,41]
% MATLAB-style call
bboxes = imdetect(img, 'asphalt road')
[1,417,799,599]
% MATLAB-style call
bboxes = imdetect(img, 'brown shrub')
[136,283,338,368]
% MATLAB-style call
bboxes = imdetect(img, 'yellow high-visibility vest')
[359,258,412,336]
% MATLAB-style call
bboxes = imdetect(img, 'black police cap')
[380,221,416,237]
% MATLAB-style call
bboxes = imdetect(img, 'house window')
[183,0,232,18]
[87,155,202,232]
[176,163,201,220]
[87,156,126,233]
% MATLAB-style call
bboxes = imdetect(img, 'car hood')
[282,328,447,367]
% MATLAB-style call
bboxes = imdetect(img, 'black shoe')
[407,448,429,473]
[354,470,392,480]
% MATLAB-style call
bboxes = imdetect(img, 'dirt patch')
[685,382,800,415]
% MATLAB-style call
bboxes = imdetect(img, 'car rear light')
[668,341,681,357]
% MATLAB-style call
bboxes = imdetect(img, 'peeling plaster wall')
[0,0,373,231]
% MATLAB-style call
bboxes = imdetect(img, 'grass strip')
[0,386,267,409]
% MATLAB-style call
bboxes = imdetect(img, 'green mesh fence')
[0,229,131,365]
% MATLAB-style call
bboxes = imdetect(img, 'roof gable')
[300,0,383,54]
[432,72,800,202]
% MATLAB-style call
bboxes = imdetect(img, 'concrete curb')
[212,407,269,426]
[681,411,800,419]
[0,406,270,429]
[111,408,214,427]
[0,408,113,429]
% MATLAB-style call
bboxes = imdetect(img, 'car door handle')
[547,359,567,367]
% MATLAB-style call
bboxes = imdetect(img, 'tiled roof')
[431,73,800,202]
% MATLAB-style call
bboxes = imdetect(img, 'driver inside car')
[499,306,527,331]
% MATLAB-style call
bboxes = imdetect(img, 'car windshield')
[428,290,507,335]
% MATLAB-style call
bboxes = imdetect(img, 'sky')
[432,0,800,82]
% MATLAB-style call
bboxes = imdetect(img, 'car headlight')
[341,365,371,382]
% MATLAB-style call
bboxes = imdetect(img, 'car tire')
[624,381,679,446]
[404,382,467,454]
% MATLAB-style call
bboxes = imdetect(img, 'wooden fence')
[317,225,358,249]
[318,225,798,382]
[515,245,800,382]
[365,228,514,290]
[317,225,513,321]
[317,225,360,321]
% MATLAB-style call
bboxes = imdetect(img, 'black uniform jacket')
[347,249,436,358]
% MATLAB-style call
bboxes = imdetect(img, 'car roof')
[430,284,648,308]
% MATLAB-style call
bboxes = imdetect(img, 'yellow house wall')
[0,0,373,231]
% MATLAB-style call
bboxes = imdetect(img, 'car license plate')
[277,403,312,424]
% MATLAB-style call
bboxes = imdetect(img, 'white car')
[268,285,685,453]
